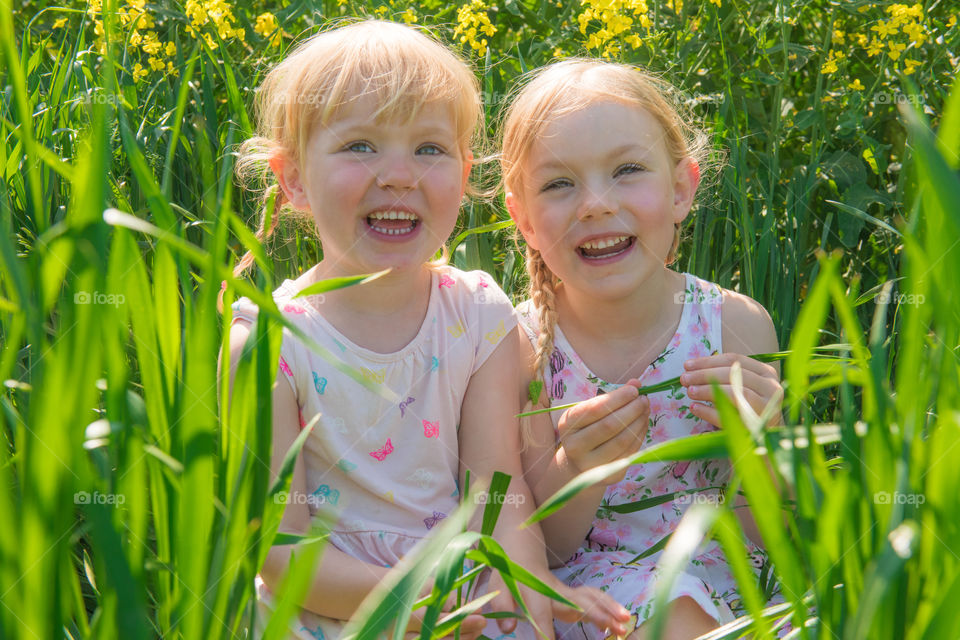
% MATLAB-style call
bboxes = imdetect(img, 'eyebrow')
[529,143,653,174]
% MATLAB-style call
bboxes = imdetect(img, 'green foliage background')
[1,0,959,638]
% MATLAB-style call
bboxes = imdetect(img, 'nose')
[577,181,616,220]
[375,152,417,191]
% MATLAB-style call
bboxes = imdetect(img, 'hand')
[681,353,783,427]
[557,381,650,485]
[487,571,554,639]
[406,578,487,640]
[548,577,631,638]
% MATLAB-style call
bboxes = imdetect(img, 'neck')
[556,269,683,341]
[306,260,433,316]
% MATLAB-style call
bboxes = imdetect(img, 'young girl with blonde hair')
[222,22,632,640]
[501,60,784,639]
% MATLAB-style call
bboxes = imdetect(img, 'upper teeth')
[581,236,628,250]
[369,211,418,221]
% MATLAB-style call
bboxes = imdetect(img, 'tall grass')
[1,1,958,638]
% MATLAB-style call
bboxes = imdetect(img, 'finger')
[454,614,487,640]
[684,353,778,379]
[681,364,779,393]
[684,371,781,406]
[489,589,518,633]
[690,402,721,428]
[559,384,644,435]
[688,383,774,416]
[562,394,649,454]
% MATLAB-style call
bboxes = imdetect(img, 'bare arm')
[223,320,388,620]
[681,290,785,548]
[517,334,608,568]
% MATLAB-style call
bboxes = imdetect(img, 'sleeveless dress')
[231,266,523,640]
[516,273,782,639]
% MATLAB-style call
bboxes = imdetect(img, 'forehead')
[529,101,669,166]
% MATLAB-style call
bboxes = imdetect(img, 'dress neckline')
[551,272,695,388]
[277,269,440,363]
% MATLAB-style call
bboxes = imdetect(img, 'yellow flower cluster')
[577,0,652,57]
[453,0,497,57]
[254,12,281,47]
[185,0,246,50]
[86,0,180,82]
[401,8,418,24]
[864,3,927,73]
[820,49,845,74]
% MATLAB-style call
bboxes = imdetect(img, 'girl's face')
[274,95,472,277]
[506,101,699,300]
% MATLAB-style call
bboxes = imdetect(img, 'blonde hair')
[225,19,482,308]
[500,59,712,396]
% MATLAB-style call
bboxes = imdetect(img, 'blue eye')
[615,163,644,177]
[540,178,572,192]
[346,141,374,153]
[416,143,445,156]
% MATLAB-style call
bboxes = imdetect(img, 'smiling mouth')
[577,235,635,259]
[366,210,420,236]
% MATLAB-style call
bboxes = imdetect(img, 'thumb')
[487,577,518,632]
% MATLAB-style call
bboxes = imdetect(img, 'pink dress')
[516,273,782,639]
[231,266,523,640]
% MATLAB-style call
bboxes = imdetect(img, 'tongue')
[581,237,631,258]
[369,217,415,231]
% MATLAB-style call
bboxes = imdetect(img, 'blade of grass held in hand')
[516,347,852,418]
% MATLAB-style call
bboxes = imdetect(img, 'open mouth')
[366,210,420,237]
[577,235,636,259]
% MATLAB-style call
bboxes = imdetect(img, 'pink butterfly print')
[478,278,489,288]
[671,461,691,479]
[278,356,293,378]
[439,275,455,289]
[422,420,439,438]
[399,396,416,417]
[369,438,394,461]
[423,511,446,530]
[283,303,306,314]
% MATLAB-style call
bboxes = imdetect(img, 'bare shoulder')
[719,288,779,355]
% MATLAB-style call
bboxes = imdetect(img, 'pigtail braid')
[217,184,286,313]
[527,247,559,405]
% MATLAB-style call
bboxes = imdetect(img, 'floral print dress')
[516,273,782,639]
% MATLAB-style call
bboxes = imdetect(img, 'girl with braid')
[501,60,785,640]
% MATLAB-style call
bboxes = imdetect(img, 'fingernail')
[680,373,689,384]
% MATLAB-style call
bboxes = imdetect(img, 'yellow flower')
[255,12,282,46]
[148,56,165,71]
[624,33,642,49]
[165,41,176,56]
[53,17,67,29]
[401,8,417,24]
[848,78,865,90]
[709,0,721,6]
[822,94,834,103]
[820,50,844,74]
[871,20,897,39]
[866,38,884,56]
[948,15,957,28]
[374,5,388,15]
[833,29,845,44]
[453,0,497,56]
[856,33,868,47]
[903,58,921,75]
[888,41,906,60]
[132,63,148,81]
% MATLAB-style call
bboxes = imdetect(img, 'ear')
[671,157,701,224]
[460,151,474,195]
[269,150,310,211]
[505,191,539,251]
